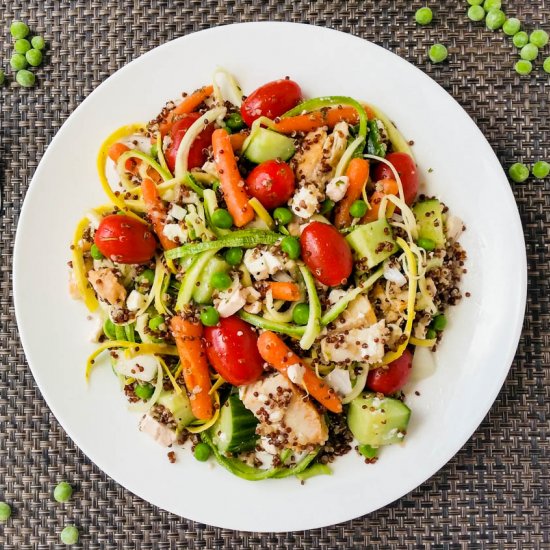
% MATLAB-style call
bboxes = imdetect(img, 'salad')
[69,71,467,481]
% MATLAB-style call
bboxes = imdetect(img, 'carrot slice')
[141,178,178,250]
[268,281,301,302]
[334,158,370,228]
[257,331,343,414]
[272,107,360,134]
[108,142,138,173]
[362,179,399,223]
[170,316,213,420]
[211,128,254,227]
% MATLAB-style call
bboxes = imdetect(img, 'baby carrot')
[272,107,359,134]
[362,179,398,223]
[334,158,370,228]
[141,178,178,250]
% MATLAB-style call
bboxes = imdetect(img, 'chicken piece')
[292,128,327,184]
[87,268,127,306]
[241,373,328,451]
[139,414,176,447]
[330,294,377,332]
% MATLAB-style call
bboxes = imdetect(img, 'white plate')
[13,22,526,532]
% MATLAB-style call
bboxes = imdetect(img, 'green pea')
[225,112,245,132]
[428,43,448,63]
[415,7,433,25]
[60,525,79,545]
[520,43,538,61]
[485,9,506,31]
[211,208,233,229]
[468,5,485,22]
[514,60,532,76]
[513,31,529,48]
[320,199,335,215]
[11,53,28,70]
[135,383,155,400]
[483,0,501,10]
[224,247,243,266]
[53,481,73,503]
[417,237,436,251]
[349,200,367,218]
[426,328,437,340]
[31,35,46,50]
[10,21,29,39]
[508,162,529,182]
[194,442,211,462]
[281,236,301,260]
[139,269,155,285]
[26,48,43,67]
[273,207,293,226]
[90,243,104,260]
[532,161,550,179]
[502,18,521,36]
[292,303,310,326]
[432,314,447,331]
[200,306,220,327]
[358,444,379,459]
[530,29,549,48]
[150,143,158,158]
[14,38,31,54]
[148,315,165,331]
[544,56,550,74]
[211,271,232,290]
[16,69,35,87]
[467,0,483,4]
[0,70,5,86]
[0,502,11,521]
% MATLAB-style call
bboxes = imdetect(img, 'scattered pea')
[273,207,293,226]
[415,7,433,25]
[417,237,436,251]
[349,199,367,218]
[210,271,232,290]
[31,35,46,50]
[135,383,155,400]
[530,29,549,48]
[10,53,28,71]
[281,236,301,259]
[225,112,245,132]
[211,208,233,229]
[513,31,529,48]
[428,43,448,63]
[358,444,379,459]
[0,502,11,522]
[53,481,73,503]
[520,43,538,61]
[60,525,79,545]
[432,314,448,331]
[26,48,43,67]
[514,60,532,76]
[16,69,35,87]
[148,315,165,331]
[532,161,550,179]
[194,442,211,462]
[485,9,506,30]
[320,199,335,215]
[467,0,483,5]
[0,70,5,86]
[544,57,550,73]
[224,247,244,266]
[90,244,104,260]
[426,328,437,340]
[150,143,158,158]
[483,0,501,10]
[10,21,29,39]
[508,162,529,182]
[14,38,31,54]
[468,5,485,22]
[200,306,220,327]
[502,18,521,36]
[292,303,310,326]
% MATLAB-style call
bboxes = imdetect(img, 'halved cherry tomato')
[373,152,419,205]
[246,159,295,210]
[203,316,264,386]
[165,113,215,173]
[300,221,353,286]
[94,215,157,264]
[240,79,302,127]
[366,349,413,395]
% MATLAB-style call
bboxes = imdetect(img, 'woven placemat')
[1,1,548,548]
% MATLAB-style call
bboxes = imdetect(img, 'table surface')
[1,1,549,548]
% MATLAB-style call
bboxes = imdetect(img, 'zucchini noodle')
[212,67,244,107]
[152,256,171,315]
[341,367,369,405]
[298,264,321,350]
[186,390,221,434]
[116,149,173,189]
[156,131,172,176]
[209,374,226,395]
[175,249,217,311]
[72,217,99,312]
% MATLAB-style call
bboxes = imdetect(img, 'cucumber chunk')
[346,219,398,269]
[157,390,195,430]
[210,394,259,453]
[192,255,230,304]
[347,393,411,446]
[412,199,445,247]
[243,128,295,164]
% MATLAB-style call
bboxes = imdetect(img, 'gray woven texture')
[0,0,549,548]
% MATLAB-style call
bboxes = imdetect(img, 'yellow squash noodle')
[72,217,99,313]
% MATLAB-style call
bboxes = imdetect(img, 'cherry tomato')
[240,79,302,127]
[165,113,215,173]
[203,316,264,386]
[373,152,419,205]
[300,221,353,286]
[246,159,295,210]
[94,215,157,264]
[366,349,413,395]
